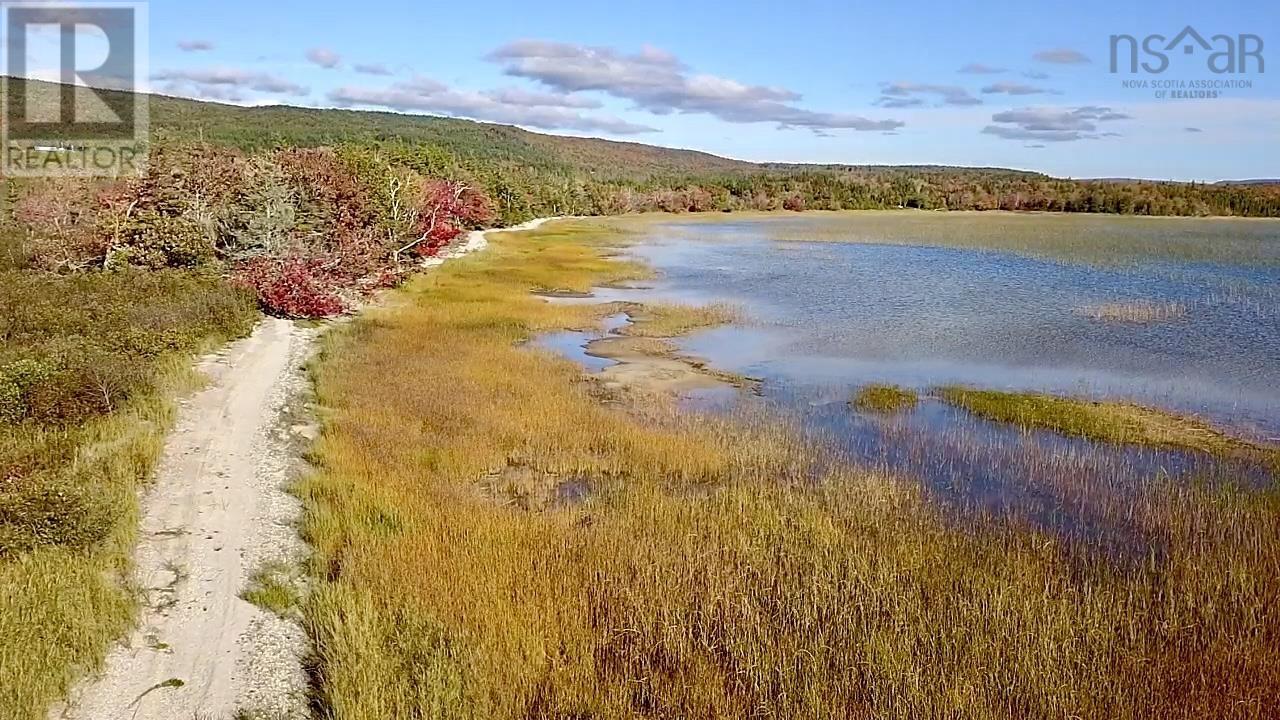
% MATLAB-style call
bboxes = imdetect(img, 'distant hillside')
[1216,179,1280,187]
[0,78,1075,183]
[4,77,755,180]
[149,93,756,179]
[768,163,1050,180]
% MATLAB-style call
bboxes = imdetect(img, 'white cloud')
[151,67,309,97]
[177,39,214,52]
[485,86,602,109]
[306,47,341,69]
[959,63,1006,74]
[983,105,1130,142]
[878,82,982,107]
[158,80,243,103]
[328,76,658,135]
[488,39,903,133]
[1033,48,1090,65]
[354,62,392,76]
[981,81,1057,96]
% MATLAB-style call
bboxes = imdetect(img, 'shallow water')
[532,214,1280,545]
[629,217,1280,439]
[530,312,630,372]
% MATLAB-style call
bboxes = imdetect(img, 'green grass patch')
[851,384,919,413]
[616,302,740,338]
[936,385,1264,456]
[241,561,304,619]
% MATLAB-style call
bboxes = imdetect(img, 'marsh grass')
[0,271,257,719]
[1077,301,1188,323]
[937,386,1267,457]
[299,219,1280,719]
[614,302,741,338]
[758,211,1280,267]
[600,211,1280,268]
[851,384,919,413]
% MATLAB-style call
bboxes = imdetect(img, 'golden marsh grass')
[937,386,1273,458]
[300,219,1280,719]
[614,302,741,338]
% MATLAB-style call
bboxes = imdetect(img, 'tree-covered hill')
[148,91,756,179]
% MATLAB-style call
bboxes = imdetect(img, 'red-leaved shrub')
[232,256,346,318]
[11,144,505,319]
[274,147,377,244]
[409,180,495,257]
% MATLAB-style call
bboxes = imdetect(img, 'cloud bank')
[152,67,310,97]
[877,81,982,107]
[1033,48,1091,64]
[983,105,1130,142]
[327,76,657,135]
[487,40,903,132]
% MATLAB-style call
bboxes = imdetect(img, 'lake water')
[615,215,1280,436]
[534,213,1280,544]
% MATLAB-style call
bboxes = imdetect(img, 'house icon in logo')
[1165,25,1212,55]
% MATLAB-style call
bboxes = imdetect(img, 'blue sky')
[108,0,1280,179]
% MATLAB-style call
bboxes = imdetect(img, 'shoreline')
[595,207,1280,224]
[293,216,1280,716]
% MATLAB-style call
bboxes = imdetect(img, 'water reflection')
[527,216,1280,550]
[634,221,1280,437]
[528,312,631,372]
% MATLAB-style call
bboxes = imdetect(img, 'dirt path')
[52,317,317,720]
[49,219,556,720]
[441,215,560,262]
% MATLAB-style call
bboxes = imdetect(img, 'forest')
[140,88,1280,219]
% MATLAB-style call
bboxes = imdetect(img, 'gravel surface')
[52,318,317,720]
